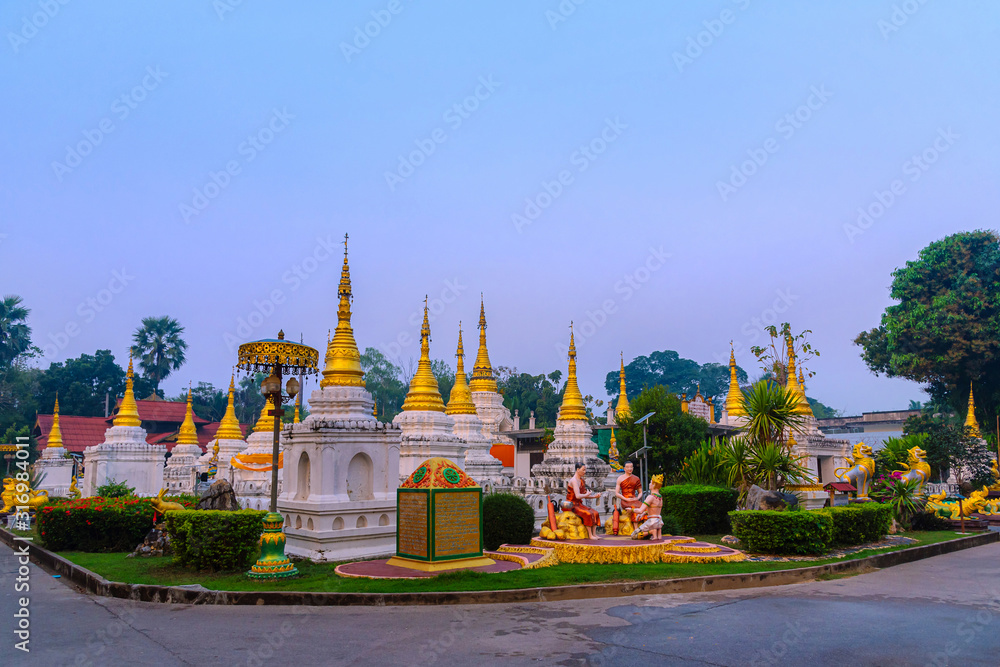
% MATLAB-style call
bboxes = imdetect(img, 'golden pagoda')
[114,353,142,427]
[176,386,199,446]
[214,374,245,441]
[293,393,301,424]
[965,383,982,438]
[47,395,64,448]
[446,324,478,416]
[469,295,498,393]
[402,299,446,412]
[254,395,279,433]
[320,234,366,389]
[784,336,812,416]
[615,353,631,420]
[724,347,746,417]
[557,324,588,422]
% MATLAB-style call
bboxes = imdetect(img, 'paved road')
[3,540,999,666]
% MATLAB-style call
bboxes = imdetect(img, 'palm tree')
[0,295,32,367]
[131,316,188,392]
[742,380,805,449]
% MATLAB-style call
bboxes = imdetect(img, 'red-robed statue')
[566,464,601,539]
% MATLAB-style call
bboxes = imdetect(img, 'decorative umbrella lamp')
[237,330,319,579]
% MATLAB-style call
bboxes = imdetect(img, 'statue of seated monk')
[631,474,665,541]
[566,464,602,539]
[605,461,643,536]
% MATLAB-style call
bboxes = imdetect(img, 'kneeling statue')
[631,474,665,541]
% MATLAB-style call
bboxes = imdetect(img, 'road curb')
[2,528,995,606]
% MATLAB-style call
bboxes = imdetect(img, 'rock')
[745,484,799,511]
[721,535,741,546]
[197,479,240,511]
[129,523,171,558]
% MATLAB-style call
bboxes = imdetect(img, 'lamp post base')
[246,512,299,579]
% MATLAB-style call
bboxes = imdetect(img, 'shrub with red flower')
[37,495,196,552]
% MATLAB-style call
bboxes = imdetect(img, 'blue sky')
[3,1,998,415]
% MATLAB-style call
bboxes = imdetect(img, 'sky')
[3,1,998,416]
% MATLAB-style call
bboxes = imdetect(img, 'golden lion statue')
[539,511,588,540]
[1,477,50,513]
[927,487,989,519]
[896,446,931,493]
[835,444,876,499]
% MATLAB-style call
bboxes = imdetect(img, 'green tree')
[497,367,565,428]
[431,359,454,405]
[131,316,188,393]
[904,413,993,486]
[807,397,842,419]
[172,382,227,421]
[613,385,710,478]
[0,295,33,368]
[750,323,820,386]
[37,350,157,418]
[235,373,266,426]
[855,231,1000,418]
[360,348,406,421]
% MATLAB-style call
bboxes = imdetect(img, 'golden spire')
[557,323,588,422]
[966,382,981,437]
[373,398,378,417]
[47,395,64,448]
[215,374,244,440]
[114,352,142,427]
[254,395,278,433]
[615,353,631,420]
[321,234,366,388]
[724,346,746,417]
[784,335,812,416]
[469,294,498,393]
[402,298,446,412]
[293,392,301,424]
[177,384,199,445]
[446,323,478,415]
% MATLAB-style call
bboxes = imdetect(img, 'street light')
[237,330,318,580]
[633,411,656,491]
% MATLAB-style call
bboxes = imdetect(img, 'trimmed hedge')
[38,497,157,552]
[828,504,892,546]
[662,485,738,535]
[483,493,534,551]
[729,510,834,555]
[166,510,266,571]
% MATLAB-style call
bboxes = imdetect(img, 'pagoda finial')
[446,322,478,415]
[558,323,588,422]
[402,299,446,412]
[177,383,199,445]
[215,373,244,441]
[469,293,497,393]
[293,391,301,424]
[784,334,812,416]
[321,233,366,388]
[966,382,982,438]
[724,345,747,417]
[114,351,142,427]
[47,394,64,448]
[615,352,631,420]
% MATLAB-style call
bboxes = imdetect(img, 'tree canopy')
[612,385,710,478]
[855,230,1000,418]
[37,350,157,418]
[497,367,566,428]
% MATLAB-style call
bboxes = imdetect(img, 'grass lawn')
[53,531,962,594]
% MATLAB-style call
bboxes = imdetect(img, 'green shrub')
[662,485,738,535]
[660,514,683,536]
[483,493,535,551]
[827,503,892,546]
[911,511,951,531]
[38,497,156,552]
[166,510,266,571]
[729,509,834,555]
[96,479,136,498]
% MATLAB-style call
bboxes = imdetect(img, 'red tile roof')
[34,415,111,454]
[110,398,210,425]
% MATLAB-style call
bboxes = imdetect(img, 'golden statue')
[927,487,989,520]
[150,488,185,515]
[895,446,931,493]
[67,477,82,500]
[1,477,50,513]
[539,507,589,540]
[835,444,876,499]
[990,459,1000,493]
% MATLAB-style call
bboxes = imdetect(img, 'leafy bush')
[37,497,166,552]
[729,510,834,555]
[827,504,892,546]
[96,479,136,498]
[166,510,266,571]
[483,493,535,551]
[660,514,683,537]
[662,484,738,535]
[911,511,951,531]
[680,442,727,485]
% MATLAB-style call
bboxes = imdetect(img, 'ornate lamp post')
[237,330,319,579]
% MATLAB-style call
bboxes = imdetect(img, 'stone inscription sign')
[434,491,480,557]
[397,492,428,558]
